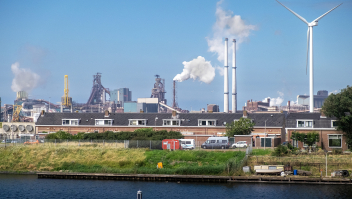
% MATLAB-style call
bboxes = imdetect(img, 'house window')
[297,120,313,128]
[163,119,180,126]
[331,120,338,128]
[128,119,147,126]
[198,119,217,126]
[62,119,79,125]
[328,135,342,148]
[292,139,298,147]
[95,119,113,126]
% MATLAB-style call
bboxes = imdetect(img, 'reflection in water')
[0,174,351,199]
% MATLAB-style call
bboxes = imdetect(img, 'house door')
[261,138,271,147]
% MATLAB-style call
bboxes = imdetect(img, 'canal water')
[0,174,351,198]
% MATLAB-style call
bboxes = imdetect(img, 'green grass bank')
[0,145,246,176]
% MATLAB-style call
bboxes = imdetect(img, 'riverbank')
[37,172,352,185]
[0,145,245,175]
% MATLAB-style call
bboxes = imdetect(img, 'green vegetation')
[0,145,245,175]
[291,131,319,148]
[272,145,288,156]
[45,128,184,141]
[225,117,255,137]
[251,149,273,156]
[322,85,352,146]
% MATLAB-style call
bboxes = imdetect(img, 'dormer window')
[297,120,313,128]
[198,119,217,126]
[331,120,338,128]
[129,119,147,126]
[62,119,80,125]
[95,119,113,126]
[163,119,180,126]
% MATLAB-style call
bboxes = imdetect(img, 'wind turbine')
[276,0,342,113]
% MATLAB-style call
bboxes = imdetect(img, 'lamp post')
[154,117,158,131]
[264,119,267,150]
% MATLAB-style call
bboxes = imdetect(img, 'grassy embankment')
[248,149,352,177]
[0,144,246,176]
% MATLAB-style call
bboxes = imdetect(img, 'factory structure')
[0,72,195,125]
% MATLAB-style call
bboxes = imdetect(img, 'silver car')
[232,141,248,148]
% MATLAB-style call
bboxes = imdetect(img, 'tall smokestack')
[224,38,229,113]
[232,39,237,113]
[173,80,177,108]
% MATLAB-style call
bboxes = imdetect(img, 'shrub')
[272,145,288,156]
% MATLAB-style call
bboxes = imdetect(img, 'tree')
[225,117,255,137]
[322,85,352,146]
[290,131,319,148]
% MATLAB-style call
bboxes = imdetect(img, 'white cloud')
[216,66,224,76]
[329,90,339,95]
[206,0,257,61]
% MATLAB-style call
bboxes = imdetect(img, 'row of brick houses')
[1,110,346,151]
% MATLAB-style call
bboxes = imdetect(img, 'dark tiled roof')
[286,112,336,128]
[36,112,285,127]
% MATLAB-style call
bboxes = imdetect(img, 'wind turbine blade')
[306,27,310,75]
[313,3,343,22]
[276,0,309,25]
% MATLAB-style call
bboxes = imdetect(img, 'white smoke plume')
[11,62,40,93]
[207,0,257,61]
[173,56,215,84]
[263,91,284,106]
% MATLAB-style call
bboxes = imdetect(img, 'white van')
[179,139,195,150]
[201,137,230,149]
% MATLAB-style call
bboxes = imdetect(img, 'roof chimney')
[104,110,109,117]
[243,110,247,118]
[172,110,176,117]
[140,109,144,113]
[320,110,327,118]
[288,101,291,112]
[41,110,45,117]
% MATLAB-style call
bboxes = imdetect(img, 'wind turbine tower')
[276,0,342,112]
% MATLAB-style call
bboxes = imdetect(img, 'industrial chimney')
[224,38,229,113]
[232,39,237,113]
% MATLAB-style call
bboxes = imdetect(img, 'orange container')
[162,139,180,150]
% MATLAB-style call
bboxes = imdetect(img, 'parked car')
[1,139,12,143]
[232,141,248,148]
[201,137,229,149]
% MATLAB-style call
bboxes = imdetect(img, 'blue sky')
[1,0,351,111]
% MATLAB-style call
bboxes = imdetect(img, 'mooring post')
[150,140,151,149]
[137,190,142,199]
[137,140,139,148]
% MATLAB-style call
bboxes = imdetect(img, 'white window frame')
[128,119,147,126]
[95,119,113,126]
[162,119,181,126]
[328,134,342,148]
[331,120,338,128]
[198,119,217,126]
[62,119,80,126]
[296,120,313,128]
